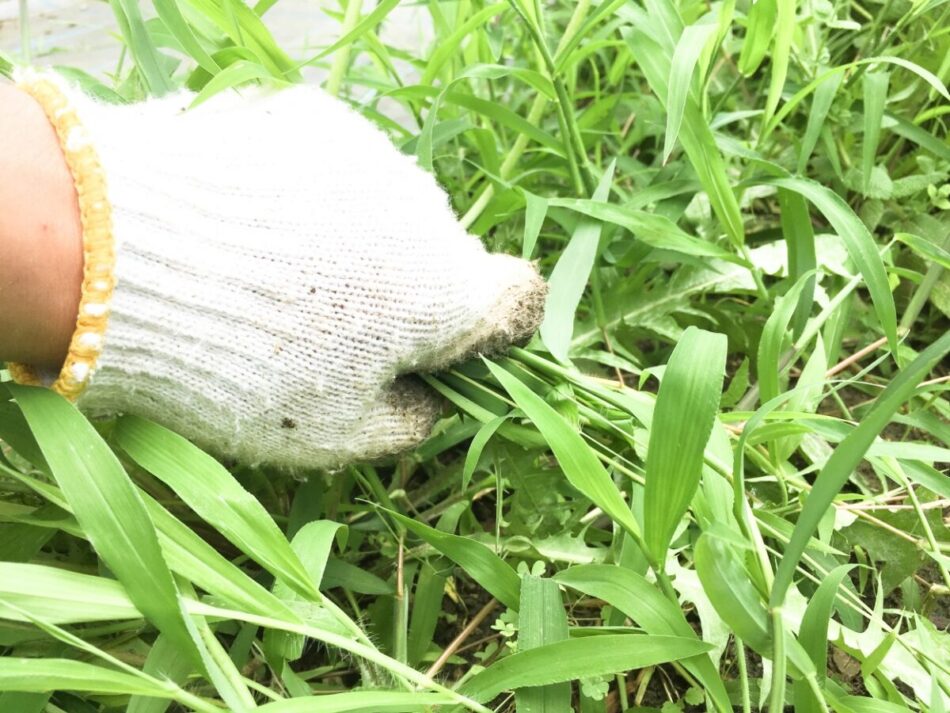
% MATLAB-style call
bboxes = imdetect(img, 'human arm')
[0,73,546,469]
[0,82,82,368]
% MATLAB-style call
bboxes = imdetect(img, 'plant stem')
[768,608,787,713]
[460,0,594,228]
[736,638,752,713]
[900,262,945,333]
[18,0,30,62]
[325,0,364,97]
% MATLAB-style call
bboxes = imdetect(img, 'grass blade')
[665,16,719,163]
[540,162,615,361]
[797,69,842,172]
[555,564,732,713]
[108,0,173,95]
[756,273,813,405]
[263,520,347,663]
[547,197,740,261]
[644,327,727,565]
[771,331,950,606]
[486,360,642,540]
[115,415,317,600]
[255,692,457,712]
[695,530,770,653]
[624,28,745,247]
[760,176,897,353]
[0,659,174,698]
[516,575,571,712]
[8,385,198,666]
[777,189,817,338]
[389,510,521,610]
[763,0,795,125]
[0,562,141,623]
[738,0,776,75]
[522,192,548,259]
[459,634,712,704]
[861,71,890,195]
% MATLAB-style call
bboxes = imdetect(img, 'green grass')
[1,0,950,711]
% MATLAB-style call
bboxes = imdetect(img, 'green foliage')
[2,0,949,710]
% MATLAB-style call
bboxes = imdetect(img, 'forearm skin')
[0,81,82,369]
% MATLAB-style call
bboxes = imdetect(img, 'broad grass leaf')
[107,0,173,95]
[901,461,950,500]
[189,60,286,107]
[0,658,173,698]
[763,57,948,142]
[800,565,854,673]
[763,0,795,125]
[418,64,554,172]
[407,565,446,667]
[146,491,299,619]
[887,111,950,161]
[322,559,394,595]
[189,600,484,711]
[388,510,521,610]
[760,176,897,353]
[419,2,509,85]
[775,335,827,460]
[129,634,194,713]
[894,232,950,270]
[459,634,712,704]
[462,415,508,491]
[644,327,727,564]
[555,565,732,713]
[255,692,456,712]
[0,400,50,470]
[695,530,770,654]
[797,69,842,172]
[0,563,141,624]
[665,16,720,163]
[444,90,562,154]
[115,415,317,600]
[516,575,571,712]
[8,385,198,665]
[771,332,950,606]
[263,520,347,663]
[0,694,48,713]
[486,360,642,540]
[179,0,299,79]
[300,0,402,65]
[541,162,615,361]
[757,273,814,405]
[0,431,293,620]
[777,189,817,338]
[0,521,53,563]
[151,0,220,75]
[861,72,890,195]
[523,191,548,260]
[827,695,918,713]
[547,197,739,261]
[624,28,745,247]
[737,0,776,75]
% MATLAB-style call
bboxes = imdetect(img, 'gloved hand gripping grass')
[9,71,546,468]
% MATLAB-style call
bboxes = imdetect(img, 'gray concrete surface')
[0,0,429,83]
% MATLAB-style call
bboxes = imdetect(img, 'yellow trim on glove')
[8,75,115,400]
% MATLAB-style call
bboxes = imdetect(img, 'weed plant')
[1,0,949,711]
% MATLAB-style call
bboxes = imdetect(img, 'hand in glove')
[5,71,546,469]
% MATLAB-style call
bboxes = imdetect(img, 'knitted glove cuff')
[9,72,115,399]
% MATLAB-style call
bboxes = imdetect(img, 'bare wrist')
[0,82,83,369]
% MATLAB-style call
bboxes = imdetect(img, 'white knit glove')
[12,72,545,469]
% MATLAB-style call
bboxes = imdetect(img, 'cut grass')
[1,0,950,711]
